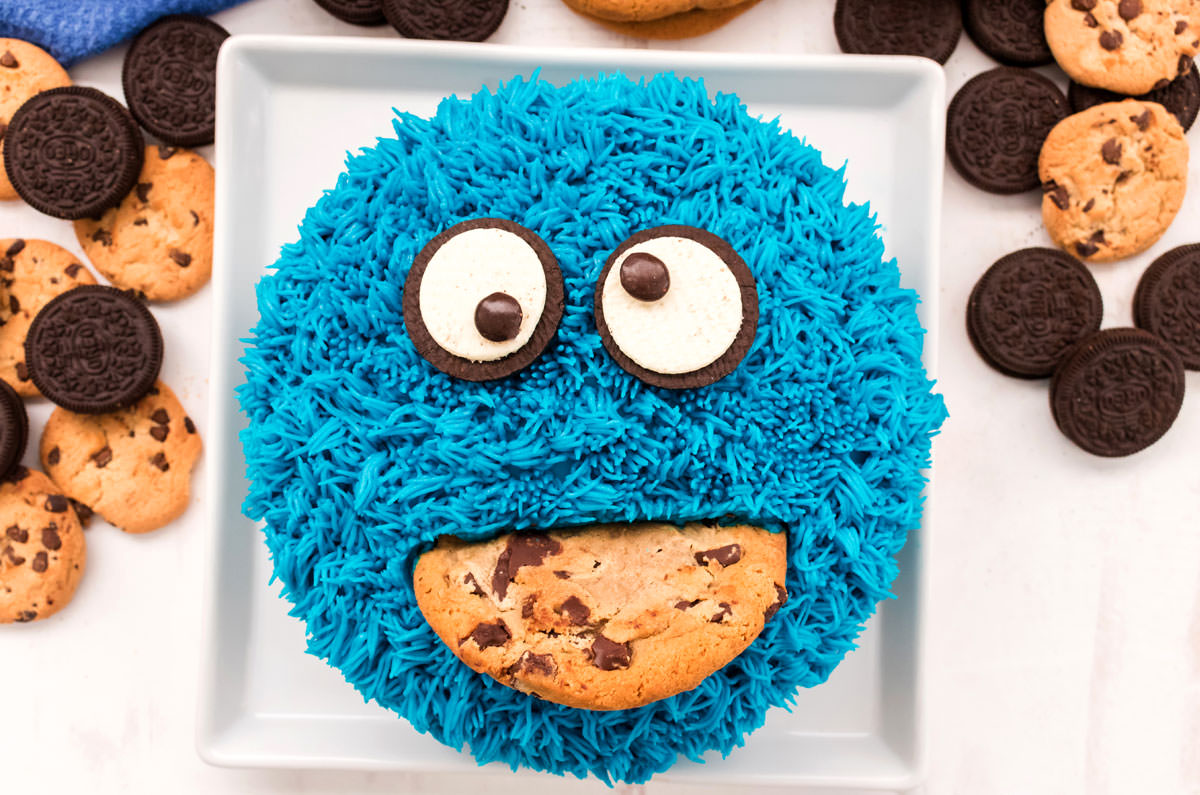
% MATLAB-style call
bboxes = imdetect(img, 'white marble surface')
[2,1,1198,793]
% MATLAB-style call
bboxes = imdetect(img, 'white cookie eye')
[404,219,563,381]
[594,226,758,389]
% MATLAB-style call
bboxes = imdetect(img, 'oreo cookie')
[313,0,386,25]
[1134,244,1200,370]
[122,15,230,147]
[968,248,1102,378]
[947,67,1068,194]
[381,0,508,41]
[3,87,145,220]
[834,0,962,65]
[962,0,1053,67]
[1050,328,1185,457]
[25,286,164,414]
[1067,64,1200,132]
[0,380,28,480]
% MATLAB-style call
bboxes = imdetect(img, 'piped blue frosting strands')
[238,71,947,785]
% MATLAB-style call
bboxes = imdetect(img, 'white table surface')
[2,1,1197,794]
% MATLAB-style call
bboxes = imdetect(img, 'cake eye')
[593,225,758,389]
[403,218,564,381]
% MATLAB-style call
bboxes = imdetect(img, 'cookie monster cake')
[238,71,946,783]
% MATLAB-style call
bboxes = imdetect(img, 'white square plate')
[199,36,943,790]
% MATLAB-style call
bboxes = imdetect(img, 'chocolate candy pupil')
[620,252,670,302]
[474,292,522,342]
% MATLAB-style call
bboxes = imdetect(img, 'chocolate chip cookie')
[1039,100,1188,262]
[0,239,96,397]
[0,39,71,202]
[0,467,86,624]
[1044,0,1200,95]
[563,0,745,20]
[414,522,788,710]
[40,380,202,534]
[74,146,213,302]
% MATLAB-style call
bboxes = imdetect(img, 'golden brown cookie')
[565,0,745,21]
[0,239,96,397]
[0,467,86,624]
[40,380,202,534]
[1039,100,1188,262]
[0,39,72,202]
[1044,0,1200,95]
[74,146,213,302]
[414,522,788,710]
[563,0,760,38]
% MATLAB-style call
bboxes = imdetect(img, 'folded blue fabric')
[0,0,250,67]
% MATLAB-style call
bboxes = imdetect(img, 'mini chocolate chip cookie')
[0,467,86,624]
[1039,100,1188,262]
[0,239,96,397]
[1044,0,1200,96]
[414,522,787,710]
[0,39,71,202]
[74,146,213,301]
[40,380,202,534]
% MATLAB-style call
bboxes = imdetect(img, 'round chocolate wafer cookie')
[313,0,386,25]
[1067,64,1200,132]
[0,379,27,479]
[594,225,757,390]
[962,0,1053,67]
[947,67,1068,194]
[25,285,163,414]
[1134,244,1200,370]
[381,0,508,41]
[122,15,229,147]
[3,87,144,220]
[1050,328,1185,457]
[967,248,1102,378]
[834,0,961,64]
[403,218,563,381]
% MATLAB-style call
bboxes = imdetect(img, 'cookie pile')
[0,18,217,624]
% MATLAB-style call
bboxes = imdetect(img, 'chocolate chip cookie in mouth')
[413,521,787,710]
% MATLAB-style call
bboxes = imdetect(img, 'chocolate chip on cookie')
[3,87,144,220]
[122,15,229,147]
[1050,328,1185,456]
[834,0,962,64]
[25,285,163,414]
[947,68,1069,194]
[40,380,202,533]
[1134,244,1200,369]
[74,146,213,301]
[312,0,387,25]
[381,0,509,41]
[0,469,86,624]
[0,39,71,202]
[962,0,1053,67]
[414,522,787,710]
[1068,63,1200,131]
[1039,100,1188,262]
[0,379,27,479]
[967,248,1103,378]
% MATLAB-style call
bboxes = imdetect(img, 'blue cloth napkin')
[0,0,251,67]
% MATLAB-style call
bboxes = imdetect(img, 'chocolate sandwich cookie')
[962,0,1053,67]
[381,0,509,41]
[24,285,163,414]
[313,0,387,26]
[834,0,961,64]
[0,39,72,202]
[0,380,27,480]
[947,68,1068,194]
[3,87,144,220]
[594,225,757,390]
[122,15,229,147]
[1050,328,1185,457]
[967,248,1103,378]
[404,218,563,381]
[1134,244,1200,369]
[1068,65,1200,132]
